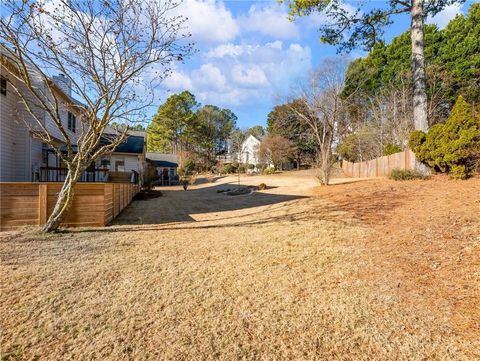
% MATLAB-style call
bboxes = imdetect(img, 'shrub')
[263,167,276,175]
[258,183,267,190]
[237,163,247,173]
[178,158,196,177]
[247,163,255,170]
[384,143,402,156]
[389,169,429,181]
[223,163,238,174]
[409,96,480,179]
[337,126,380,162]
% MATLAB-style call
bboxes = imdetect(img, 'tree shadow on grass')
[109,181,308,226]
[71,203,354,234]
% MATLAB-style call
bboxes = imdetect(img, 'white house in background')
[0,53,85,182]
[240,134,261,167]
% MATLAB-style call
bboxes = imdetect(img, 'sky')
[153,0,473,129]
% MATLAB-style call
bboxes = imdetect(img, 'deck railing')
[38,167,140,184]
[38,167,110,182]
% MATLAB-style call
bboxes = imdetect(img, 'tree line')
[147,91,249,172]
[266,2,480,183]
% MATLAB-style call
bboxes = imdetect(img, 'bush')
[223,163,238,174]
[178,158,196,176]
[247,163,255,170]
[389,169,429,181]
[263,167,276,175]
[258,183,267,190]
[384,143,402,156]
[337,126,379,162]
[237,164,246,173]
[409,96,480,179]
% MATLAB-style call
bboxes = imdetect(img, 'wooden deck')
[0,182,139,231]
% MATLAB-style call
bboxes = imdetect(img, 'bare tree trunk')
[42,169,78,232]
[319,145,331,185]
[411,0,428,132]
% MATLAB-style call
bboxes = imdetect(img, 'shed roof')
[149,160,178,168]
[146,153,178,167]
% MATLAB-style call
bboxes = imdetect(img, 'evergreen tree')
[285,0,467,131]
[147,91,198,153]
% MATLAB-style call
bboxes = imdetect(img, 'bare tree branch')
[0,0,193,232]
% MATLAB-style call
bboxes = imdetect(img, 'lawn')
[1,172,479,360]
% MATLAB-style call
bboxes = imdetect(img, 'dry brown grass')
[1,172,479,360]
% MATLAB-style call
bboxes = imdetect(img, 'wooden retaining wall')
[0,182,139,231]
[342,149,417,178]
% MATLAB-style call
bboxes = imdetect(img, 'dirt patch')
[133,189,163,201]
[315,175,480,347]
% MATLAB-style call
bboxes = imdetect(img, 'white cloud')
[179,0,239,44]
[427,3,463,29]
[195,88,256,106]
[266,41,283,50]
[231,64,269,87]
[162,69,193,91]
[192,63,226,91]
[239,4,299,39]
[160,40,312,109]
[206,43,245,59]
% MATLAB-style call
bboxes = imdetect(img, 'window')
[67,112,76,132]
[0,76,6,96]
[100,157,111,169]
[115,160,125,172]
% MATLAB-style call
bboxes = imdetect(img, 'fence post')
[39,184,48,225]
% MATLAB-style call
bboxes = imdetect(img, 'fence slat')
[38,184,48,225]
[342,149,419,178]
[1,182,139,231]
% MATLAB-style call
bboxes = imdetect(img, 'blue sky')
[154,0,473,129]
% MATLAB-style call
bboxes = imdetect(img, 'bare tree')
[258,135,295,170]
[368,74,414,150]
[229,128,248,163]
[289,58,349,185]
[362,67,453,153]
[285,0,465,132]
[0,0,192,232]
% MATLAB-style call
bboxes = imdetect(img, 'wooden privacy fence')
[0,182,139,231]
[342,149,417,178]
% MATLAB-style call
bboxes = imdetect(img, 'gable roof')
[242,134,261,147]
[1,46,87,111]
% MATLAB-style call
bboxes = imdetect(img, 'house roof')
[146,152,178,167]
[101,126,146,154]
[1,46,87,111]
[149,160,178,168]
[113,135,145,154]
[242,134,261,147]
